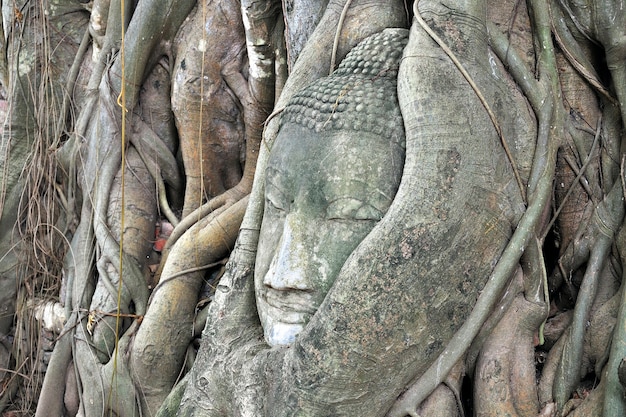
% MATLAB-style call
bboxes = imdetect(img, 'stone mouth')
[261,288,318,324]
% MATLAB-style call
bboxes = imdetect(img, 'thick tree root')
[474,293,548,416]
[130,195,248,415]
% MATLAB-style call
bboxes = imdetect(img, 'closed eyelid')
[325,197,384,221]
[265,181,290,211]
[266,196,287,212]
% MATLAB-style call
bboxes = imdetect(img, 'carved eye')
[326,197,383,221]
[265,196,286,212]
[264,179,291,213]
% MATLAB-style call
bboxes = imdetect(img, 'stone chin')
[264,318,304,347]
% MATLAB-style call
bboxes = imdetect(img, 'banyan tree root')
[156,0,281,291]
[413,361,465,417]
[474,292,548,416]
[172,0,247,216]
[129,195,248,415]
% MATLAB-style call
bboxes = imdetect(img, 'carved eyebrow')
[264,166,289,191]
[264,165,283,181]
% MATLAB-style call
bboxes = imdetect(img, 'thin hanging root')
[151,260,225,292]
[50,27,91,150]
[329,0,353,74]
[413,0,527,204]
[262,106,285,150]
[622,156,626,201]
[540,115,601,240]
[563,154,594,198]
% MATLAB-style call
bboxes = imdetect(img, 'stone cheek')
[279,28,409,144]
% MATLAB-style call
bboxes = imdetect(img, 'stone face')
[255,29,409,347]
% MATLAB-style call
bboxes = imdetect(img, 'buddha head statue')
[254,29,409,346]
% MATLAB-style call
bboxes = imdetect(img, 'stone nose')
[263,216,310,291]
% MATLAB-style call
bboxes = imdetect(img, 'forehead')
[268,123,404,195]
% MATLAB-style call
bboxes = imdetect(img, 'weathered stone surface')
[255,29,409,347]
